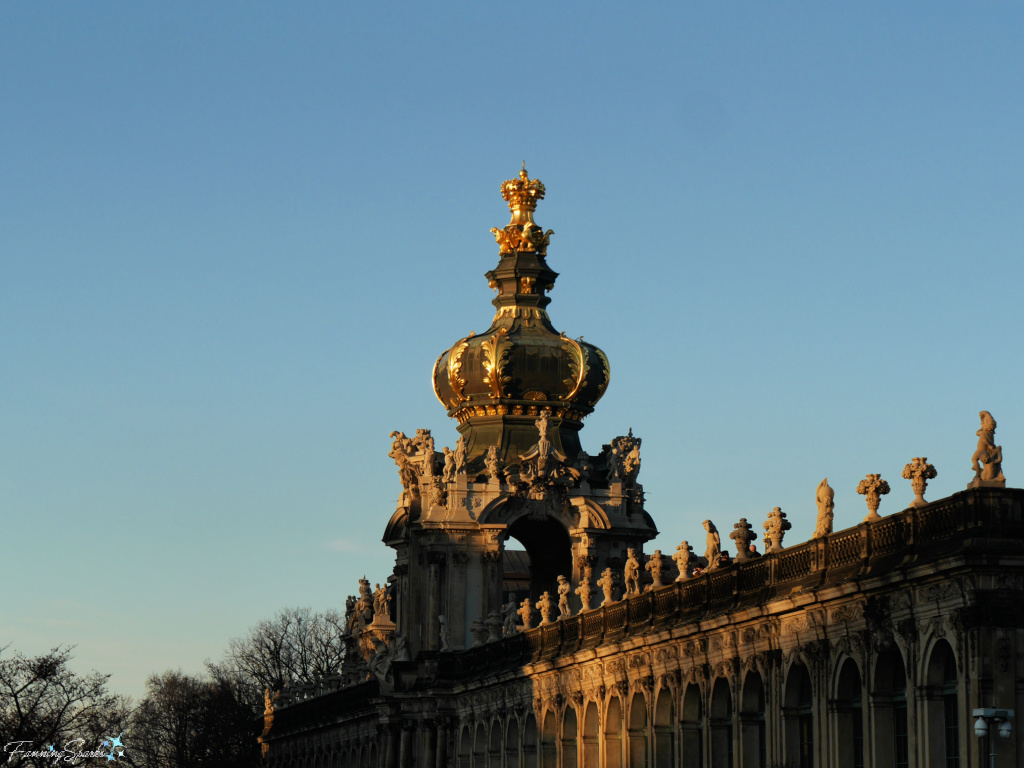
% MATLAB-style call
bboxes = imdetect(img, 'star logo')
[105,752,116,763]
[108,735,124,750]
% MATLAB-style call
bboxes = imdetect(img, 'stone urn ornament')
[575,575,594,612]
[645,550,667,588]
[902,457,937,508]
[518,598,533,631]
[673,541,695,581]
[763,508,791,554]
[536,592,556,625]
[597,567,616,606]
[857,474,890,522]
[730,519,757,562]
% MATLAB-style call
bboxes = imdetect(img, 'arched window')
[628,691,648,768]
[523,713,539,768]
[474,722,488,768]
[872,649,909,768]
[740,671,766,768]
[582,702,599,768]
[710,677,733,768]
[605,696,623,768]
[562,705,579,768]
[489,719,503,768]
[925,640,960,767]
[681,683,703,768]
[784,663,814,768]
[459,724,472,768]
[505,717,521,767]
[541,710,557,768]
[834,659,864,768]
[653,687,675,768]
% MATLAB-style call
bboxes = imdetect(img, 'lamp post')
[973,708,1014,768]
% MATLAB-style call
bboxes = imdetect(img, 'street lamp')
[973,708,1014,768]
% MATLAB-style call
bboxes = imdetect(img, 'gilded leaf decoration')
[594,348,611,398]
[448,337,471,406]
[431,350,447,407]
[481,328,513,399]
[561,334,589,401]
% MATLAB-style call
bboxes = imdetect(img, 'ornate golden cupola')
[431,166,611,470]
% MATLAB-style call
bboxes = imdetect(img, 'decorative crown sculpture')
[500,163,547,223]
[490,163,555,254]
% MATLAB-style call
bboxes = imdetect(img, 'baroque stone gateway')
[260,168,1023,768]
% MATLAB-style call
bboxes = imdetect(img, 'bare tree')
[0,645,129,768]
[222,607,346,694]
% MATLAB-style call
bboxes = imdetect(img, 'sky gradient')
[2,2,1022,700]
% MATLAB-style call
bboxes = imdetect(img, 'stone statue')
[970,411,1005,486]
[703,520,721,570]
[454,435,467,475]
[623,548,641,596]
[598,567,616,606]
[623,432,642,486]
[575,574,594,612]
[672,541,695,581]
[556,575,572,618]
[729,519,756,563]
[763,507,791,553]
[536,591,556,625]
[502,599,518,636]
[438,615,451,652]
[518,597,533,630]
[484,445,503,482]
[813,478,835,538]
[605,444,624,484]
[372,583,391,623]
[645,550,666,589]
[343,595,356,634]
[388,431,419,504]
[902,457,937,508]
[857,474,890,523]
[442,447,456,484]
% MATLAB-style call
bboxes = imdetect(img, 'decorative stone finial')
[969,410,1005,488]
[702,520,722,571]
[902,457,937,508]
[597,568,616,606]
[645,550,666,589]
[518,598,533,631]
[813,478,835,538]
[623,548,641,596]
[485,611,503,642]
[857,474,890,523]
[536,591,556,625]
[673,541,695,581]
[763,508,792,554]
[469,618,488,648]
[556,575,572,619]
[730,519,757,562]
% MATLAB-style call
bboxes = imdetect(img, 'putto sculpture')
[813,478,835,538]
[597,567,616,606]
[730,519,757,563]
[673,541,695,581]
[902,457,937,508]
[857,474,890,522]
[556,575,572,618]
[970,410,1005,487]
[623,548,641,596]
[763,508,791,554]
[702,520,722,570]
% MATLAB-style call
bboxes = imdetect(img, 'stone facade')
[260,170,1024,767]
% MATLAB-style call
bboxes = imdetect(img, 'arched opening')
[709,677,733,768]
[605,696,624,768]
[562,706,579,768]
[507,514,573,604]
[474,722,487,768]
[834,659,864,768]
[784,663,814,768]
[541,710,557,768]
[524,713,539,768]
[458,725,472,768]
[368,744,378,768]
[653,687,674,768]
[489,719,502,768]
[740,671,766,768]
[681,683,703,768]
[924,640,960,767]
[628,691,649,767]
[506,717,521,767]
[872,649,909,768]
[583,701,600,768]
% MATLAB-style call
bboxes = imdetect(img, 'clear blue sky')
[2,2,1021,700]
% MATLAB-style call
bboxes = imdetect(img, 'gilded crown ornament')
[490,163,555,255]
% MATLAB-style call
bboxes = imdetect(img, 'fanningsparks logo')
[4,734,127,764]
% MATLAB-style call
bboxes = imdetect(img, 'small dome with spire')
[431,166,611,469]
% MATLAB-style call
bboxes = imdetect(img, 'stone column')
[398,722,413,768]
[434,716,449,768]
[427,552,445,651]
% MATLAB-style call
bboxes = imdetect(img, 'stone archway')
[507,514,573,605]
